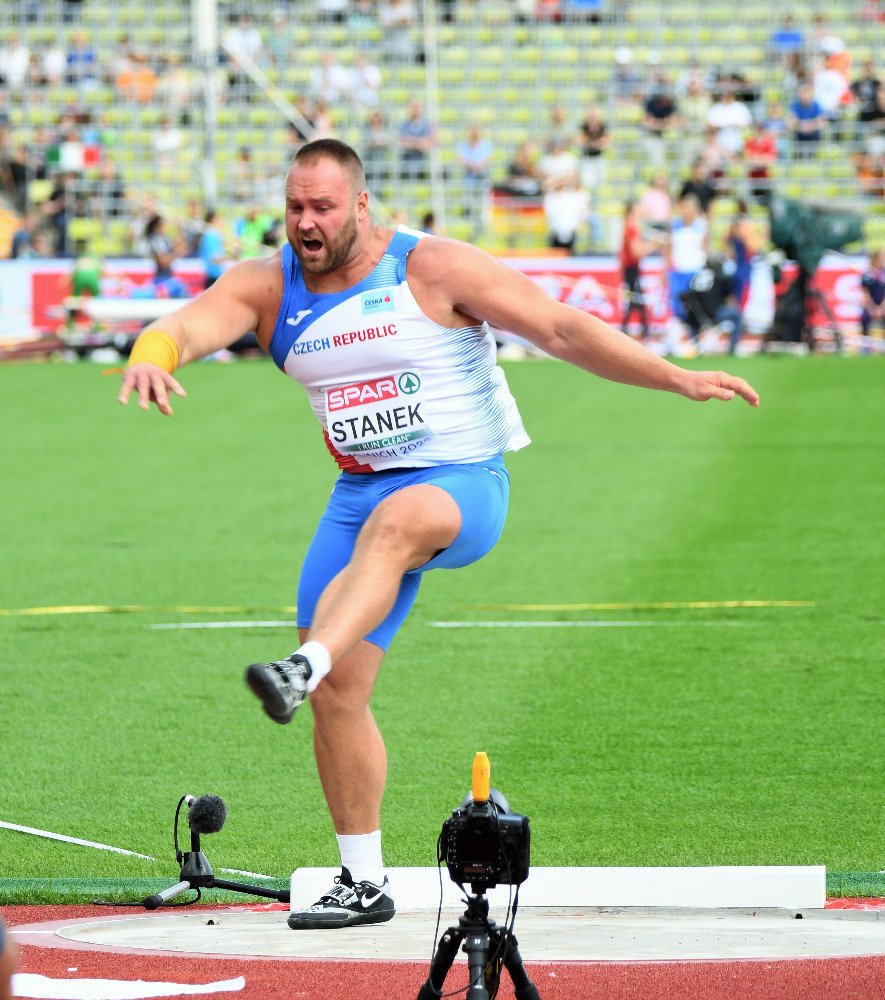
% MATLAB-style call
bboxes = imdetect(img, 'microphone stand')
[142,801,290,910]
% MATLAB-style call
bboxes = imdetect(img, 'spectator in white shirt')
[0,36,30,89]
[707,89,753,159]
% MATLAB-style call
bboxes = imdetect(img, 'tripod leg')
[142,881,193,910]
[417,927,462,1000]
[501,933,542,1000]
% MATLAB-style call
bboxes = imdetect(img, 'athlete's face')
[285,158,366,275]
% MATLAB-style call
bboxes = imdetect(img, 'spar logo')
[361,288,396,315]
[327,375,398,412]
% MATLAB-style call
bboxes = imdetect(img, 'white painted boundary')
[429,621,747,629]
[291,865,826,911]
[0,821,274,880]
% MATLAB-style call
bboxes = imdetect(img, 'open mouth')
[302,238,323,253]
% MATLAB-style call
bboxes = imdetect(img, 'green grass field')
[1,356,883,903]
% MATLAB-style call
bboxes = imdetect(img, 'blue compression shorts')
[297,456,510,651]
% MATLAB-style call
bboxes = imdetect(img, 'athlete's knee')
[361,496,459,565]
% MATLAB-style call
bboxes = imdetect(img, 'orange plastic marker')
[472,751,490,803]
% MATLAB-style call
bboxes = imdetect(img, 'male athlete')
[118,139,759,930]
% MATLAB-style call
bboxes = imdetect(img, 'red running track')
[4,904,885,1000]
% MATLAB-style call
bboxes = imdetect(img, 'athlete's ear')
[356,189,369,219]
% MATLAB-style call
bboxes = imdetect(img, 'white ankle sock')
[296,640,331,693]
[336,830,386,887]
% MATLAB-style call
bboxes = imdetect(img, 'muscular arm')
[118,253,281,414]
[412,239,759,406]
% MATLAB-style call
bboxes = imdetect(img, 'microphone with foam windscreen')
[187,794,227,835]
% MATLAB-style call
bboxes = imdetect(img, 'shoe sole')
[245,663,296,725]
[287,906,395,930]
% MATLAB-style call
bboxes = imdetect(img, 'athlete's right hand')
[118,363,187,416]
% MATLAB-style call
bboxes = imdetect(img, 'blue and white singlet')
[268,226,530,473]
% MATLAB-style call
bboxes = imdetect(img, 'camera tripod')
[416,890,541,1000]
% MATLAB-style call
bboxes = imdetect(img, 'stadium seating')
[0,0,880,258]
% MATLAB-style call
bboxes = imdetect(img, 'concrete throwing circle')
[15,907,885,963]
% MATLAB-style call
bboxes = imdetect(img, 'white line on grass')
[0,821,275,880]
[429,621,748,628]
[468,601,816,611]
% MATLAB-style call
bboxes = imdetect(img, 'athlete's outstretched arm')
[417,239,759,407]
[117,255,278,415]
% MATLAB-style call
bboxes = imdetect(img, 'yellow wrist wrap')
[127,330,180,373]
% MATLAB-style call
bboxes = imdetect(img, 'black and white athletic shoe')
[245,654,312,725]
[287,867,395,929]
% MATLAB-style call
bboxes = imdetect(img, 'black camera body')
[440,791,531,892]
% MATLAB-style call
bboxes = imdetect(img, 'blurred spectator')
[9,213,38,258]
[543,105,573,153]
[143,213,188,296]
[419,211,439,234]
[612,47,642,103]
[788,82,826,156]
[234,206,274,258]
[1,144,32,213]
[763,101,790,160]
[362,110,394,186]
[180,198,205,256]
[813,54,850,132]
[860,249,885,339]
[637,172,672,231]
[398,101,435,180]
[743,120,778,204]
[620,199,663,340]
[543,174,589,255]
[267,8,291,66]
[768,14,804,62]
[152,115,184,162]
[0,35,31,90]
[62,0,85,23]
[678,158,717,216]
[223,12,265,97]
[866,90,885,157]
[233,146,259,202]
[310,52,353,105]
[707,88,752,161]
[499,140,543,197]
[783,52,808,93]
[675,57,711,99]
[811,13,844,59]
[725,201,761,318]
[666,193,708,325]
[642,76,679,167]
[351,53,382,109]
[350,0,378,28]
[65,32,100,90]
[90,160,127,220]
[853,150,885,198]
[41,41,67,85]
[680,78,714,150]
[577,105,609,189]
[377,0,421,63]
[317,0,349,22]
[42,171,78,255]
[852,59,882,138]
[456,125,493,218]
[538,136,580,188]
[116,49,158,104]
[198,210,226,289]
[155,53,195,125]
[129,195,158,257]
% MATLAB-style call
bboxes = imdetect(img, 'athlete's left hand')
[679,370,760,407]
